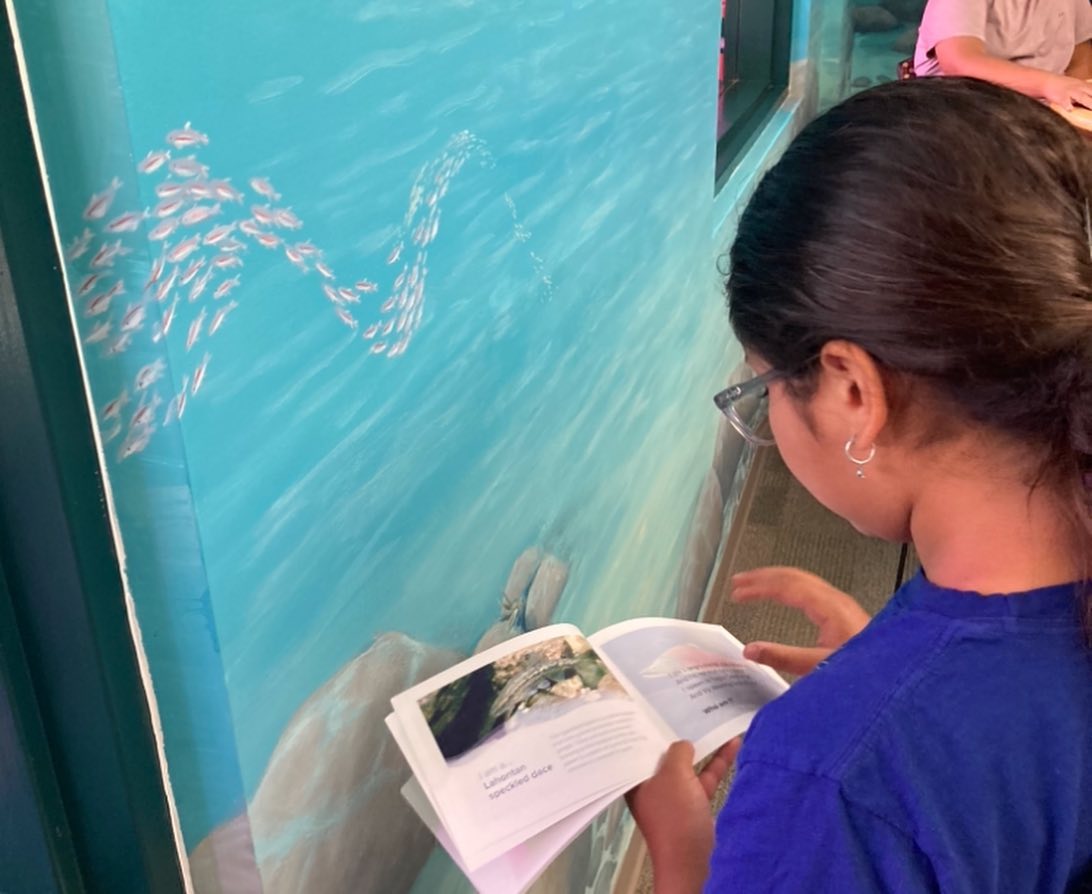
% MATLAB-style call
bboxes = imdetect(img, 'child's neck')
[909,468,1079,595]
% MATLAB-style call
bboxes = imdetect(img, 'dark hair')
[728,78,1092,630]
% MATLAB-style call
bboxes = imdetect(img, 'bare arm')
[935,36,1092,108]
[1067,39,1092,79]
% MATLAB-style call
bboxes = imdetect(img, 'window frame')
[716,0,794,187]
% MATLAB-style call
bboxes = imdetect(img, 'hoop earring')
[844,438,876,479]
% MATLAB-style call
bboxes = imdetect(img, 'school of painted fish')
[67,126,545,462]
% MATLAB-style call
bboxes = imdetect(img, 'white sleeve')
[919,0,989,53]
[1074,0,1092,45]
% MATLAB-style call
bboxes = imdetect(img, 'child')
[914,0,1092,109]
[628,78,1092,892]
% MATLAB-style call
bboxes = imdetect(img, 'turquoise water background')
[8,1,833,881]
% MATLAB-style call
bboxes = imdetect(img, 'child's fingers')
[743,641,831,676]
[698,738,741,799]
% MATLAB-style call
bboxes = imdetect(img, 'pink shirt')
[915,0,1092,76]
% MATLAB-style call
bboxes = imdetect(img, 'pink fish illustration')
[155,198,186,218]
[393,271,406,290]
[294,240,319,257]
[380,297,396,313]
[337,287,359,304]
[250,205,275,226]
[362,323,379,340]
[255,232,281,250]
[203,222,237,246]
[164,378,189,425]
[104,332,133,357]
[211,180,244,203]
[86,291,114,316]
[138,150,170,174]
[428,215,440,242]
[284,246,308,271]
[144,254,167,290]
[167,236,202,264]
[106,209,147,233]
[387,242,403,265]
[249,177,281,201]
[178,257,206,286]
[213,276,239,300]
[189,268,214,302]
[135,359,167,391]
[382,319,395,336]
[218,238,247,253]
[153,297,179,343]
[370,341,387,355]
[335,307,357,330]
[186,308,207,351]
[66,228,95,261]
[155,181,187,199]
[211,253,243,270]
[190,353,211,395]
[181,203,221,227]
[408,266,419,288]
[78,271,104,296]
[187,181,216,200]
[83,177,122,221]
[129,394,162,430]
[239,219,262,237]
[118,426,154,461]
[120,302,147,333]
[155,268,179,303]
[169,155,209,179]
[166,122,209,148]
[315,261,335,280]
[209,299,238,334]
[101,389,129,422]
[322,284,341,304]
[83,319,112,345]
[149,217,180,242]
[355,279,378,293]
[272,208,303,230]
[90,240,129,270]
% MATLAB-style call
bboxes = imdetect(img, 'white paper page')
[589,618,788,760]
[401,777,614,894]
[390,623,666,870]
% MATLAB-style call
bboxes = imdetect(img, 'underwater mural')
[8,0,828,890]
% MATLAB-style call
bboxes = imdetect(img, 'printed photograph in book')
[599,623,782,747]
[418,635,627,763]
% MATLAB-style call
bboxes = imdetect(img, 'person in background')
[914,0,1092,109]
[627,78,1092,892]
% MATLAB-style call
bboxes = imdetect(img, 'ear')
[814,340,890,451]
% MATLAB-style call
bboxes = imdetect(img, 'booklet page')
[390,624,667,870]
[590,618,788,759]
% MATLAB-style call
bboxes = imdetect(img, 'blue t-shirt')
[706,573,1092,893]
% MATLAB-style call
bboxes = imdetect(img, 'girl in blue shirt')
[629,77,1092,893]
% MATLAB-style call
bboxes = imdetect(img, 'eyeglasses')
[713,367,783,447]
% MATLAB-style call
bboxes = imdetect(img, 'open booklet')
[385,617,789,894]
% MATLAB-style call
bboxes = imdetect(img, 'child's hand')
[626,740,741,894]
[731,566,871,676]
[1044,73,1092,110]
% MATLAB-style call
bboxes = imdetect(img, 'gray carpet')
[630,447,917,893]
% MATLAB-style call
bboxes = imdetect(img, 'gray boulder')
[853,6,898,32]
[191,632,462,894]
[524,555,570,630]
[501,547,543,623]
[892,26,919,54]
[881,0,926,23]
[474,617,520,654]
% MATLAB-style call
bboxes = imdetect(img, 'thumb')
[661,740,697,774]
[743,642,832,676]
